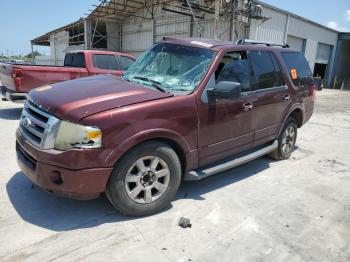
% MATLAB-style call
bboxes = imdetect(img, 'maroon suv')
[16,38,316,216]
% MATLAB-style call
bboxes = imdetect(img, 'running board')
[184,140,278,181]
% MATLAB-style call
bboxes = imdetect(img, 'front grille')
[19,101,60,149]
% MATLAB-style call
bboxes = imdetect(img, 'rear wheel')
[106,141,181,216]
[269,118,298,160]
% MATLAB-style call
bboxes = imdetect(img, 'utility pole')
[214,0,221,39]
[229,0,235,41]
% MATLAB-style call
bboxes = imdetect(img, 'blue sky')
[262,0,350,31]
[0,0,97,56]
[0,0,349,56]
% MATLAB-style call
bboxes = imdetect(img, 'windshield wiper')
[133,76,169,93]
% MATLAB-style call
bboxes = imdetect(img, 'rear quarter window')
[64,53,85,68]
[92,54,118,70]
[281,52,313,86]
[249,51,284,90]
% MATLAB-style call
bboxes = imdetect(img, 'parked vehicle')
[16,38,316,216]
[0,50,135,102]
[15,60,32,65]
[312,77,323,90]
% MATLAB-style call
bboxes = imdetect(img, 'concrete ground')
[0,89,349,262]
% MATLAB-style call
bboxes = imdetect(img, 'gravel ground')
[0,89,349,262]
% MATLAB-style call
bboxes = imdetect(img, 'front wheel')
[106,142,181,216]
[269,118,298,160]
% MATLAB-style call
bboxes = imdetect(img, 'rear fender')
[277,104,305,137]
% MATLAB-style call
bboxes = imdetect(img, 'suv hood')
[29,74,173,122]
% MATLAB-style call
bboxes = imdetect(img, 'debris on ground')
[178,217,192,228]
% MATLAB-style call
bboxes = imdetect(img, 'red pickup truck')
[16,38,316,216]
[0,50,135,102]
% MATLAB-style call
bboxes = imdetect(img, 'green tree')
[25,51,42,59]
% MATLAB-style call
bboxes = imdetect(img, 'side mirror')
[207,81,242,102]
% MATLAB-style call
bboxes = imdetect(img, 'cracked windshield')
[123,42,214,94]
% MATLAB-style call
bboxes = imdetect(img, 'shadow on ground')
[6,156,273,232]
[0,107,22,120]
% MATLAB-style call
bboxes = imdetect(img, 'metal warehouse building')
[31,0,349,89]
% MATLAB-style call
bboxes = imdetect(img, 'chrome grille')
[19,101,60,149]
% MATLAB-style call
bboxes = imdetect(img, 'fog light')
[51,171,63,185]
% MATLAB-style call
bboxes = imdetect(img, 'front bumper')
[1,86,27,102]
[16,129,113,200]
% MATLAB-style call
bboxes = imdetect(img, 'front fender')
[117,128,191,154]
[104,128,197,170]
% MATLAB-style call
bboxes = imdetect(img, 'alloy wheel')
[281,125,296,155]
[125,156,170,204]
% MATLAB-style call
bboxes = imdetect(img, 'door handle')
[283,94,290,101]
[242,102,253,112]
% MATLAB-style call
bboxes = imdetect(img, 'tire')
[106,141,181,216]
[269,118,298,160]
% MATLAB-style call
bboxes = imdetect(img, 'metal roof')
[87,0,178,22]
[31,19,85,46]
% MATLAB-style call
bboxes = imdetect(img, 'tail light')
[12,68,23,78]
[310,84,317,101]
[12,68,23,88]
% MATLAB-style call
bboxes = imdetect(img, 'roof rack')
[236,39,290,48]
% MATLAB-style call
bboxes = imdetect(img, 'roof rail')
[236,39,290,48]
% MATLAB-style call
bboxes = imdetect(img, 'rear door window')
[249,51,283,90]
[281,52,313,86]
[92,54,118,70]
[118,56,135,70]
[215,51,252,93]
[64,53,85,68]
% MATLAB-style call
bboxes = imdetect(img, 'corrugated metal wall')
[154,16,191,42]
[287,35,305,52]
[249,6,287,43]
[121,5,192,57]
[116,1,339,86]
[288,16,338,72]
[120,4,246,57]
[122,20,153,57]
[249,4,338,78]
[49,31,69,66]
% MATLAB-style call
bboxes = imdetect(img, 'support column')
[84,18,92,50]
[283,14,290,44]
[152,18,156,43]
[31,43,34,64]
[214,0,220,39]
[229,0,235,41]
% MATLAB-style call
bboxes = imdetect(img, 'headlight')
[54,121,102,151]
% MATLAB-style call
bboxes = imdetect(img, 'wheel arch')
[277,105,305,137]
[113,129,193,174]
[289,108,304,128]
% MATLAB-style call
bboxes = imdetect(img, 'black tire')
[269,118,298,160]
[106,141,181,216]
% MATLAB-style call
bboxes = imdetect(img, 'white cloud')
[346,9,350,21]
[327,21,348,32]
[327,21,339,30]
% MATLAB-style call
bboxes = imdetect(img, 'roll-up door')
[315,43,332,64]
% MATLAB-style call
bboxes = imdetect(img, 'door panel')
[197,95,254,165]
[197,50,255,166]
[243,87,291,146]
[247,51,291,146]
